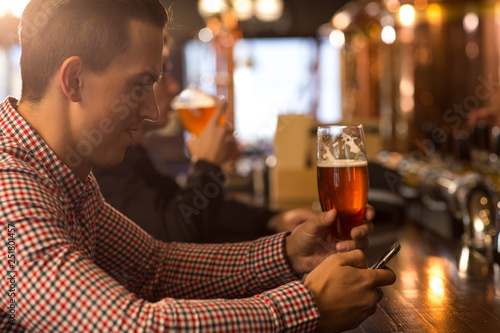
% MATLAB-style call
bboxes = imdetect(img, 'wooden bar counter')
[348,222,500,333]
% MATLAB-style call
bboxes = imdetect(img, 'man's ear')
[60,56,83,102]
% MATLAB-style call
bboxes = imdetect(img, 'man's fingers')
[318,209,336,229]
[336,236,370,253]
[334,249,367,269]
[295,209,336,237]
[224,120,234,133]
[210,100,227,126]
[370,267,397,287]
[350,221,374,240]
[365,205,375,221]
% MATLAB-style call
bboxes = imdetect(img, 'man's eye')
[137,79,155,90]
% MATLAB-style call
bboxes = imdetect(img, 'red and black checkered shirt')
[0,97,320,332]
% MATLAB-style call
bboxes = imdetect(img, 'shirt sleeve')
[1,171,320,332]
[94,202,297,300]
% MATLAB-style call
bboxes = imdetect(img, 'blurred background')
[2,0,500,261]
[0,0,347,145]
[3,2,500,329]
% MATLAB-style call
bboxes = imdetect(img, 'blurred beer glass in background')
[171,84,224,135]
[317,125,369,241]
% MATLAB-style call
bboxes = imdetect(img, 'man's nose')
[139,90,160,122]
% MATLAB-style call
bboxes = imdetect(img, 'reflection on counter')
[349,222,500,332]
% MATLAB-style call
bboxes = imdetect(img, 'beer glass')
[171,85,223,135]
[317,125,369,241]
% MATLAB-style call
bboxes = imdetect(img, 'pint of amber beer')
[171,85,223,135]
[317,125,369,241]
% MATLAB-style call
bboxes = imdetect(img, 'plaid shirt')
[0,97,319,332]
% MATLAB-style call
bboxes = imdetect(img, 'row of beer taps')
[388,121,500,264]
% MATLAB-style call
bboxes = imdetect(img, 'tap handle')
[490,126,500,155]
[471,121,489,150]
[439,127,452,158]
[452,130,471,162]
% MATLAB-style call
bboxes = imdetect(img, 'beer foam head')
[171,85,218,110]
[317,159,368,168]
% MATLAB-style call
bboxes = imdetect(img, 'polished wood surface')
[348,222,500,333]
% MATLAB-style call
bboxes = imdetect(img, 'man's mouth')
[125,128,139,142]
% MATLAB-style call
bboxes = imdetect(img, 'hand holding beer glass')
[317,125,369,241]
[172,85,236,166]
[171,85,224,135]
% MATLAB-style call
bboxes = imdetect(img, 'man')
[0,1,396,332]
[93,42,318,243]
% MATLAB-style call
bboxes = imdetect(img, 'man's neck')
[17,98,92,181]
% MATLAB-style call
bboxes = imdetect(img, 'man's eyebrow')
[130,70,161,83]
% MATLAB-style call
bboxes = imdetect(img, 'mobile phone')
[370,242,401,269]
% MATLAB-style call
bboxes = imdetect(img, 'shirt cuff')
[250,233,320,331]
[249,233,302,290]
[191,159,223,175]
[256,281,320,332]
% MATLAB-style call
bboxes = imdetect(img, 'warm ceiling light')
[198,0,228,18]
[255,0,283,22]
[384,0,401,13]
[198,0,283,22]
[332,11,352,30]
[414,0,428,11]
[232,0,254,21]
[381,26,396,44]
[329,29,345,48]
[426,3,442,25]
[463,12,479,33]
[399,4,416,26]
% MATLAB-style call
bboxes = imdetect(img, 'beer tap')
[471,121,490,173]
[451,130,472,174]
[488,126,500,178]
[390,125,500,262]
[438,127,453,166]
[417,165,499,258]
[422,122,447,167]
[454,173,499,258]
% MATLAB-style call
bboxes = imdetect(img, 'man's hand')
[284,207,374,274]
[468,106,500,129]
[304,250,396,332]
[268,208,318,233]
[186,102,236,166]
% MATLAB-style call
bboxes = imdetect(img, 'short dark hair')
[19,0,168,102]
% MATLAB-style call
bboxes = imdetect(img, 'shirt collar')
[0,97,98,208]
